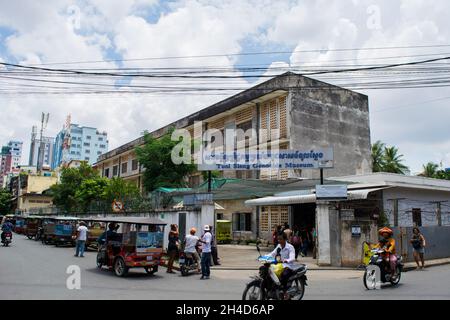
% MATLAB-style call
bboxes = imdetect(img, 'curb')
[403,260,450,272]
[161,260,450,272]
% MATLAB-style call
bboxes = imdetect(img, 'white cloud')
[0,0,449,172]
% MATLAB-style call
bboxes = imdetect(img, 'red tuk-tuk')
[14,216,25,234]
[91,216,166,277]
[24,216,44,240]
[41,217,57,244]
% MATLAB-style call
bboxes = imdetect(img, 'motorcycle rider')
[270,232,296,300]
[375,227,397,279]
[184,227,201,273]
[1,219,14,243]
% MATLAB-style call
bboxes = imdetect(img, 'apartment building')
[94,72,371,193]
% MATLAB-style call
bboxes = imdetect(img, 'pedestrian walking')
[74,221,88,257]
[272,226,279,248]
[167,224,179,274]
[410,227,426,270]
[200,225,212,280]
[209,225,221,266]
[292,225,302,260]
[311,227,317,259]
[283,223,293,243]
[300,227,310,257]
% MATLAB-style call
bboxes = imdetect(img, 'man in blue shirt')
[1,219,14,242]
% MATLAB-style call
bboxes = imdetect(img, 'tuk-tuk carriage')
[91,216,166,277]
[14,216,25,234]
[53,217,79,247]
[24,216,44,240]
[41,217,57,244]
[86,221,106,249]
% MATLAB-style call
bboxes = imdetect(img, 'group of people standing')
[166,224,221,280]
[272,223,316,260]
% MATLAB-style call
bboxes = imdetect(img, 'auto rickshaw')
[86,221,106,250]
[24,216,44,240]
[91,216,166,277]
[53,217,79,247]
[41,217,57,244]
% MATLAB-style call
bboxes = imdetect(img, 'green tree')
[435,170,450,180]
[382,146,409,174]
[104,177,140,205]
[421,162,439,178]
[74,177,109,212]
[371,141,409,174]
[371,140,386,172]
[0,188,13,214]
[136,129,196,192]
[50,162,102,212]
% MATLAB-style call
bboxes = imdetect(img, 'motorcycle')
[363,248,403,290]
[179,247,201,276]
[1,232,12,247]
[242,245,307,300]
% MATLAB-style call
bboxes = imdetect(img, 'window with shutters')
[259,95,288,143]
[259,206,290,232]
[233,212,252,231]
[236,107,253,124]
[121,162,128,174]
[131,159,138,171]
[260,207,269,232]
[279,96,287,138]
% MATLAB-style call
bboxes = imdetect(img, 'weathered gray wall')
[383,188,450,227]
[392,226,450,262]
[340,219,378,267]
[287,76,372,179]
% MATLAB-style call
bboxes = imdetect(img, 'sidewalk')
[402,257,450,272]
[162,244,450,272]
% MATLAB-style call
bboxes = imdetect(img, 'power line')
[26,44,450,66]
[1,55,449,79]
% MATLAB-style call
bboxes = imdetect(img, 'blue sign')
[198,148,334,171]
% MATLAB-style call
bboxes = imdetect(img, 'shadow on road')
[84,267,164,280]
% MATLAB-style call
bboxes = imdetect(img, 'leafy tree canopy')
[51,162,144,213]
[0,188,13,215]
[136,129,196,192]
[371,141,408,174]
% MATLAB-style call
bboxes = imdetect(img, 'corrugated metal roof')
[244,187,389,206]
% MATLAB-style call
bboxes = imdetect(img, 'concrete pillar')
[201,204,215,231]
[316,201,331,266]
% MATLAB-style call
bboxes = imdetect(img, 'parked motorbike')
[242,245,307,300]
[363,248,403,289]
[1,232,12,247]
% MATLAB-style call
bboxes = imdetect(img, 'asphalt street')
[1,235,449,300]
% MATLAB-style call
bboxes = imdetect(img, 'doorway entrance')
[292,203,316,257]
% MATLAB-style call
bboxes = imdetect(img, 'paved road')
[1,235,449,300]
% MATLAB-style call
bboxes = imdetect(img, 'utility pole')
[37,112,50,173]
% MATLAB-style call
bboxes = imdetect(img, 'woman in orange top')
[375,227,397,277]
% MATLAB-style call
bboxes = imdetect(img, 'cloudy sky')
[0,0,449,173]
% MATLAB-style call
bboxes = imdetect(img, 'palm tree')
[382,146,408,174]
[371,140,385,172]
[421,162,439,178]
